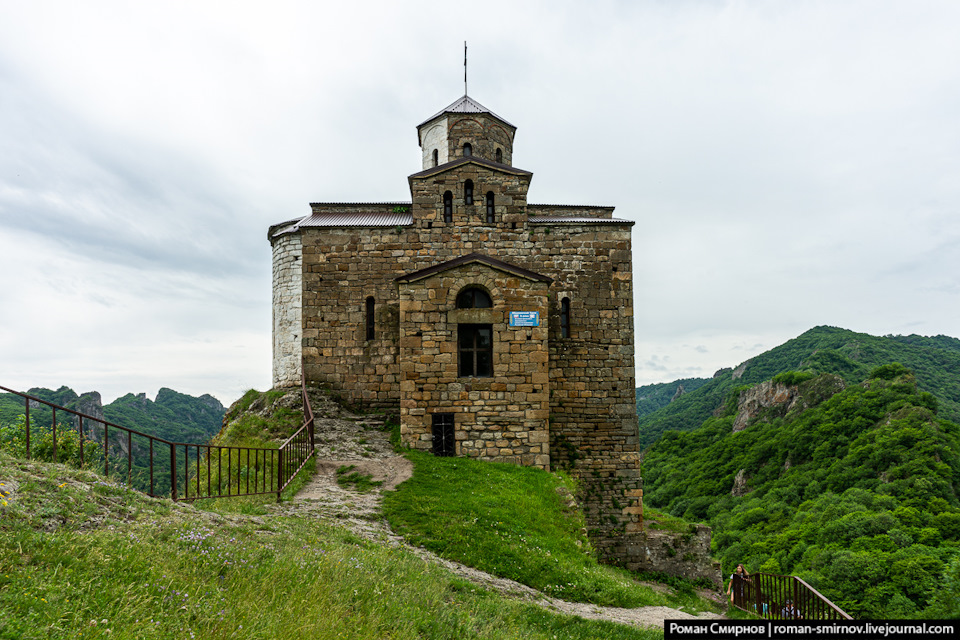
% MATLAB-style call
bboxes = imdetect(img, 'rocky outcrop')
[197,394,225,413]
[74,391,105,422]
[732,381,801,432]
[731,468,750,497]
[732,373,846,433]
[71,391,107,444]
[671,384,686,402]
[731,361,749,380]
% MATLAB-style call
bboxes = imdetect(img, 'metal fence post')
[170,444,178,501]
[277,447,283,502]
[24,399,30,460]
[52,408,58,463]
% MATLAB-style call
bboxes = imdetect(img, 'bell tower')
[416,95,517,170]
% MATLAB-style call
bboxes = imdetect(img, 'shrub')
[869,363,910,381]
[773,371,817,387]
[0,415,101,467]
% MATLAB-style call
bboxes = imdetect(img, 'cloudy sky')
[1,1,958,405]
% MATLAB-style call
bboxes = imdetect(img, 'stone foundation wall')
[618,525,723,587]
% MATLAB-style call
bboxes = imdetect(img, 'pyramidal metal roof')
[417,94,515,129]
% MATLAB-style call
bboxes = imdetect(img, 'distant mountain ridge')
[635,377,710,420]
[637,326,960,449]
[0,385,225,444]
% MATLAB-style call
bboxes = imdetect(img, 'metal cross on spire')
[464,41,468,96]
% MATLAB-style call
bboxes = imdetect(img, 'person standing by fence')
[726,564,750,605]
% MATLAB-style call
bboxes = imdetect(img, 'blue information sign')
[509,311,540,327]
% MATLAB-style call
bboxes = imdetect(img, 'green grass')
[335,464,383,492]
[644,506,702,535]
[383,452,714,610]
[0,450,663,639]
[0,451,174,532]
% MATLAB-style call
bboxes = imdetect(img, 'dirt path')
[269,396,724,630]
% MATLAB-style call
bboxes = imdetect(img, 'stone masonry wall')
[398,263,550,469]
[526,221,643,562]
[447,115,514,165]
[293,217,643,546]
[272,232,303,388]
[298,223,404,408]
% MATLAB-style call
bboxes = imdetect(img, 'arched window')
[432,149,439,167]
[560,297,571,338]
[463,143,472,157]
[456,287,492,309]
[365,296,375,340]
[485,192,495,223]
[443,191,453,223]
[464,179,474,205]
[495,147,502,163]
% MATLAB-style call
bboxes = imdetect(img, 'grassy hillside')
[383,452,712,610]
[0,450,666,639]
[642,364,960,618]
[638,327,960,449]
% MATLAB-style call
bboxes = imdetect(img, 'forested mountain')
[0,385,226,496]
[637,326,960,449]
[636,377,710,420]
[0,385,224,444]
[104,388,224,443]
[642,364,960,618]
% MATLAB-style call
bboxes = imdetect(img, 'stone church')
[268,94,695,573]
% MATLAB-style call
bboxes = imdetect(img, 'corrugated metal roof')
[273,211,413,236]
[417,94,515,129]
[528,204,615,211]
[528,216,634,225]
[307,201,411,207]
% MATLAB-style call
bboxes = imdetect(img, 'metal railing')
[0,374,315,502]
[731,573,852,620]
[276,370,316,498]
